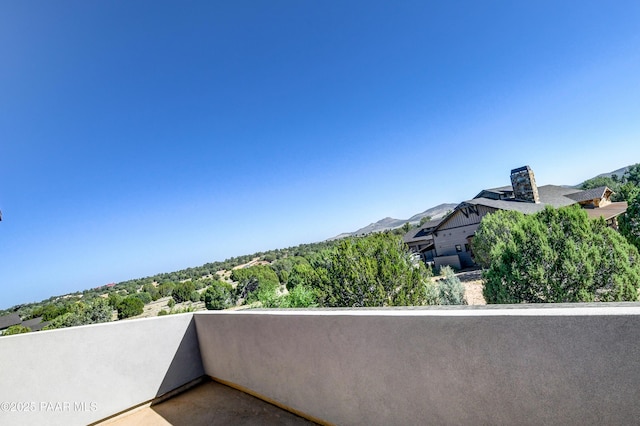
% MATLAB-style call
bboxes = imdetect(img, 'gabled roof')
[468,185,582,214]
[566,186,610,203]
[434,185,613,233]
[0,313,21,330]
[403,219,443,244]
[473,185,514,200]
[21,317,50,331]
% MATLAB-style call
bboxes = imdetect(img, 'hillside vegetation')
[3,163,640,333]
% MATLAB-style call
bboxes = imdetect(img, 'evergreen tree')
[172,282,196,303]
[3,325,31,335]
[204,281,233,310]
[116,297,144,319]
[479,205,640,303]
[472,209,524,268]
[620,192,640,252]
[317,233,438,307]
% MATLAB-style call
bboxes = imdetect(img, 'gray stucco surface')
[0,314,203,426]
[2,306,640,425]
[195,307,640,425]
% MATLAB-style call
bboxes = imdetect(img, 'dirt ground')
[457,269,486,305]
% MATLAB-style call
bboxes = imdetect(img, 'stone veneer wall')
[510,165,540,203]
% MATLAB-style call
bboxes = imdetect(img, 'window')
[455,244,462,252]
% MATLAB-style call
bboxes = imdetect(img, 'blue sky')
[1,1,640,309]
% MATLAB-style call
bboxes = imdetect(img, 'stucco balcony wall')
[1,305,640,425]
[0,313,203,426]
[195,305,640,426]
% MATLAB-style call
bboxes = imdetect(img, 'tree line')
[473,163,640,303]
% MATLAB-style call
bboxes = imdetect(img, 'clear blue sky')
[2,1,640,309]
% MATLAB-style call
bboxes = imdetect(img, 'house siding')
[437,205,497,231]
[434,224,478,268]
[433,206,498,268]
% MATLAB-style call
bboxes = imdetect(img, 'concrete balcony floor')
[101,378,317,426]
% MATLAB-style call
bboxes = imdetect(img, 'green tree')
[158,282,176,298]
[189,290,201,303]
[624,163,640,187]
[472,210,524,268]
[616,182,640,203]
[481,205,640,303]
[37,303,70,321]
[46,299,112,329]
[172,282,196,303]
[232,265,280,303]
[117,296,144,319]
[419,216,432,227]
[3,325,31,335]
[204,281,233,310]
[142,283,160,301]
[317,233,437,307]
[580,165,640,202]
[107,293,123,310]
[134,292,152,305]
[620,192,640,251]
[581,175,620,192]
[279,285,319,308]
[286,261,322,291]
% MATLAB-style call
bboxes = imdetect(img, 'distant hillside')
[594,166,631,180]
[574,164,633,188]
[329,203,457,240]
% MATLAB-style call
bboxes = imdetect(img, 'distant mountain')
[329,203,457,240]
[594,166,631,180]
[574,164,634,187]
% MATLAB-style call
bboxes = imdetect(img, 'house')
[21,317,50,332]
[403,218,443,264]
[0,313,22,334]
[407,166,628,270]
[0,314,50,334]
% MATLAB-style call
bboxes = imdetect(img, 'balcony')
[2,304,640,425]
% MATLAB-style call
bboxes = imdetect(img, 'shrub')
[189,290,201,303]
[481,205,640,303]
[437,266,466,305]
[45,299,112,329]
[134,291,152,305]
[172,282,196,303]
[317,233,437,307]
[117,297,144,319]
[232,265,280,303]
[204,282,233,310]
[279,285,319,308]
[3,325,31,335]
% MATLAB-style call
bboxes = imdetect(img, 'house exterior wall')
[433,205,497,268]
[434,254,462,270]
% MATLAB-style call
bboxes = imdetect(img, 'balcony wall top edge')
[196,302,640,317]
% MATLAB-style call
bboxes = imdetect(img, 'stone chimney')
[510,165,540,203]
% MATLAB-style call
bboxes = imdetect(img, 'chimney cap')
[510,165,532,175]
